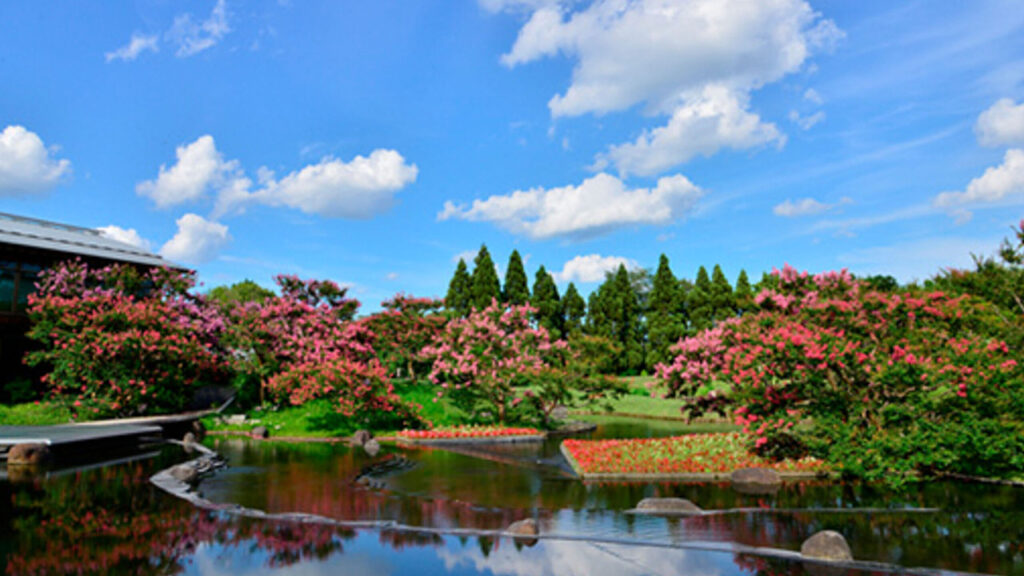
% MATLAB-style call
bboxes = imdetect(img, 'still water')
[2,418,1022,575]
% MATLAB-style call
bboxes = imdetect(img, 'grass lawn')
[562,433,828,475]
[572,375,730,421]
[0,402,75,426]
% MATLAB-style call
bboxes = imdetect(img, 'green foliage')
[562,282,586,335]
[531,265,563,338]
[586,265,644,374]
[734,269,753,314]
[0,401,74,425]
[445,259,473,317]
[207,279,274,308]
[710,264,735,323]
[646,254,685,370]
[471,245,502,310]
[687,265,713,333]
[502,250,530,305]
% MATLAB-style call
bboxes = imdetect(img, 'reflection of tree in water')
[3,460,350,576]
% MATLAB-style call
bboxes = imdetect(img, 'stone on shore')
[351,429,373,447]
[731,467,782,495]
[251,426,269,439]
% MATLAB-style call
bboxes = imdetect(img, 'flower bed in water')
[397,425,542,442]
[562,433,828,477]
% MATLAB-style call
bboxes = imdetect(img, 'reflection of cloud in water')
[188,541,392,576]
[437,539,728,576]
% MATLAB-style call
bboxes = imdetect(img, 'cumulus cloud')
[159,213,230,264]
[975,98,1024,147]
[934,148,1024,210]
[97,225,152,251]
[553,254,638,283]
[239,150,418,219]
[137,135,247,209]
[497,0,840,175]
[599,86,783,176]
[167,0,230,57]
[773,196,850,217]
[105,33,159,62]
[788,109,825,130]
[439,172,703,239]
[0,125,71,196]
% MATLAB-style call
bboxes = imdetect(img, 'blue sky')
[1,0,1023,311]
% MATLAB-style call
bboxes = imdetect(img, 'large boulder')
[251,426,269,439]
[351,429,373,447]
[363,438,381,457]
[731,467,782,495]
[801,530,853,562]
[635,497,702,515]
[169,464,199,485]
[7,443,51,466]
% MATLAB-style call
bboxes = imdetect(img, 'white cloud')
[554,254,638,283]
[599,86,783,176]
[934,148,1024,209]
[452,249,478,264]
[239,150,418,219]
[167,0,230,57]
[0,125,71,196]
[479,0,562,13]
[105,33,159,62]
[773,196,849,217]
[497,0,840,175]
[803,88,824,105]
[975,98,1024,147]
[136,135,247,209]
[439,172,703,239]
[788,109,825,130]
[159,213,230,264]
[97,225,152,251]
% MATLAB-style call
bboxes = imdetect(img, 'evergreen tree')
[611,265,645,373]
[687,265,713,333]
[470,245,501,310]
[502,250,530,305]
[646,254,685,370]
[445,259,472,316]
[710,264,735,322]
[562,282,586,335]
[734,269,753,315]
[531,266,563,338]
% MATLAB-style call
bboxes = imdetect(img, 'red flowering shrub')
[657,265,1024,482]
[397,425,540,440]
[25,260,228,417]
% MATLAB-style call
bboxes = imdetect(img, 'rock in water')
[251,426,269,439]
[363,438,381,457]
[7,443,51,466]
[731,467,782,495]
[635,497,702,514]
[801,530,853,561]
[169,464,199,485]
[351,429,373,447]
[190,420,207,441]
[506,518,538,536]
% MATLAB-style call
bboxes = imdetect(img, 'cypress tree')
[470,245,501,310]
[445,259,472,317]
[646,254,684,370]
[531,266,563,338]
[611,264,645,373]
[710,264,735,322]
[562,282,586,335]
[687,265,713,333]
[734,269,753,315]
[502,250,530,305]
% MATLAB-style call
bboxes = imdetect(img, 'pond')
[2,419,1022,575]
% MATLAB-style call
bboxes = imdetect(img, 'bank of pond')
[2,416,1022,575]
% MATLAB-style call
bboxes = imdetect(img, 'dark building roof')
[0,212,177,269]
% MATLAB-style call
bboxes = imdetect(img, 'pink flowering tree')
[25,260,229,417]
[421,301,563,424]
[657,264,1024,482]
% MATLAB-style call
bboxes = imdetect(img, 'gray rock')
[225,414,247,425]
[7,443,51,466]
[801,530,853,562]
[169,464,199,484]
[635,497,702,514]
[363,438,381,457]
[506,518,538,536]
[731,467,782,495]
[183,432,198,445]
[251,426,269,439]
[351,429,373,447]
[551,405,570,420]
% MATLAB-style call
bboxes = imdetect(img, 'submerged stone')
[635,497,702,514]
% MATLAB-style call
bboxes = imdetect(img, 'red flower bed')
[563,433,827,475]
[398,425,540,440]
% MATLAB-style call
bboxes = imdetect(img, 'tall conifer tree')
[471,245,501,310]
[734,269,753,315]
[687,265,713,333]
[647,254,684,370]
[445,259,472,317]
[503,250,530,305]
[531,266,563,338]
[710,264,735,322]
[611,264,645,373]
[562,282,586,335]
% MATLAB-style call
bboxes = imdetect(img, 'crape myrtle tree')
[362,294,445,380]
[657,264,1024,484]
[444,259,472,317]
[531,265,563,339]
[503,250,530,305]
[471,245,501,310]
